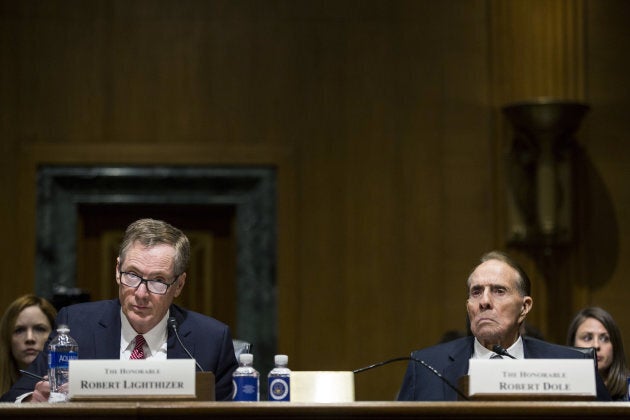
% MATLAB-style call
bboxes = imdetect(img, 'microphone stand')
[353,356,469,401]
[168,317,204,371]
[492,344,517,359]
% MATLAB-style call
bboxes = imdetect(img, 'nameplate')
[68,359,196,399]
[468,359,596,398]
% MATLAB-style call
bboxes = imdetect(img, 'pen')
[19,370,45,381]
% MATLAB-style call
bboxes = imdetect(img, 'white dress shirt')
[119,309,168,360]
[471,335,524,360]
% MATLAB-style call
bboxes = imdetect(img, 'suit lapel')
[88,302,196,360]
[167,304,193,359]
[522,336,542,358]
[442,337,474,400]
[93,300,123,358]
[441,338,474,399]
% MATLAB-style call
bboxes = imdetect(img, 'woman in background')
[0,295,56,395]
[567,306,629,401]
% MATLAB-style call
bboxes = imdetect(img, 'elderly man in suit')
[2,218,238,402]
[397,250,611,401]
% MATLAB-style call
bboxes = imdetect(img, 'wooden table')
[1,401,630,419]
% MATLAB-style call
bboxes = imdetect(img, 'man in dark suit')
[397,250,611,401]
[1,218,238,402]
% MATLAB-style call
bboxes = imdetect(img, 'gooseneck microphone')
[168,317,204,371]
[492,344,517,359]
[353,356,469,401]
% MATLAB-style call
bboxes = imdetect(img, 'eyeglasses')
[118,270,180,295]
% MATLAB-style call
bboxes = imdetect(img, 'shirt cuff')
[14,392,33,403]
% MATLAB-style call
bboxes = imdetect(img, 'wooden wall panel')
[1,0,630,401]
[289,2,493,399]
[488,0,589,343]
[489,0,586,101]
[582,0,630,362]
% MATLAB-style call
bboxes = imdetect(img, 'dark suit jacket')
[397,336,611,401]
[0,299,238,402]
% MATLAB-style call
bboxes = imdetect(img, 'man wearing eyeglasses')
[1,218,238,402]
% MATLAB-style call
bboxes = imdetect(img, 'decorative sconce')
[502,98,590,251]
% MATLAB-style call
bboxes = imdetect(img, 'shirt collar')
[120,308,169,357]
[472,335,524,359]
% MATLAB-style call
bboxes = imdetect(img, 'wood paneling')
[581,0,630,361]
[488,0,593,344]
[1,0,630,401]
[489,0,586,101]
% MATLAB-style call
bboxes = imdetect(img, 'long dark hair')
[567,306,629,400]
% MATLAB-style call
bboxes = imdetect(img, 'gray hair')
[118,218,190,275]
[467,250,531,297]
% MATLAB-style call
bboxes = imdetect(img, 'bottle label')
[268,376,290,401]
[48,351,78,369]
[232,376,258,401]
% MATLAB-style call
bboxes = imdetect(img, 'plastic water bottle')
[47,325,79,402]
[232,353,259,401]
[268,354,290,401]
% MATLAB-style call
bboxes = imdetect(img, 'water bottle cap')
[56,325,70,334]
[274,354,288,365]
[239,353,254,364]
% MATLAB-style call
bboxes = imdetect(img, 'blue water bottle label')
[268,377,290,401]
[233,376,258,401]
[49,351,78,369]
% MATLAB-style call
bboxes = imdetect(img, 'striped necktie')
[130,335,146,359]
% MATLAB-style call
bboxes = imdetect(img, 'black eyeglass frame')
[118,269,181,295]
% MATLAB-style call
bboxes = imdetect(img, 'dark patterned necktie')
[490,353,503,359]
[130,335,146,359]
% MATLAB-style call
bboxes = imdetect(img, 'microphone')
[168,317,204,371]
[353,356,469,401]
[492,344,517,359]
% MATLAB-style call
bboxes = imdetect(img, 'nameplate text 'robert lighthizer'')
[68,359,195,398]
